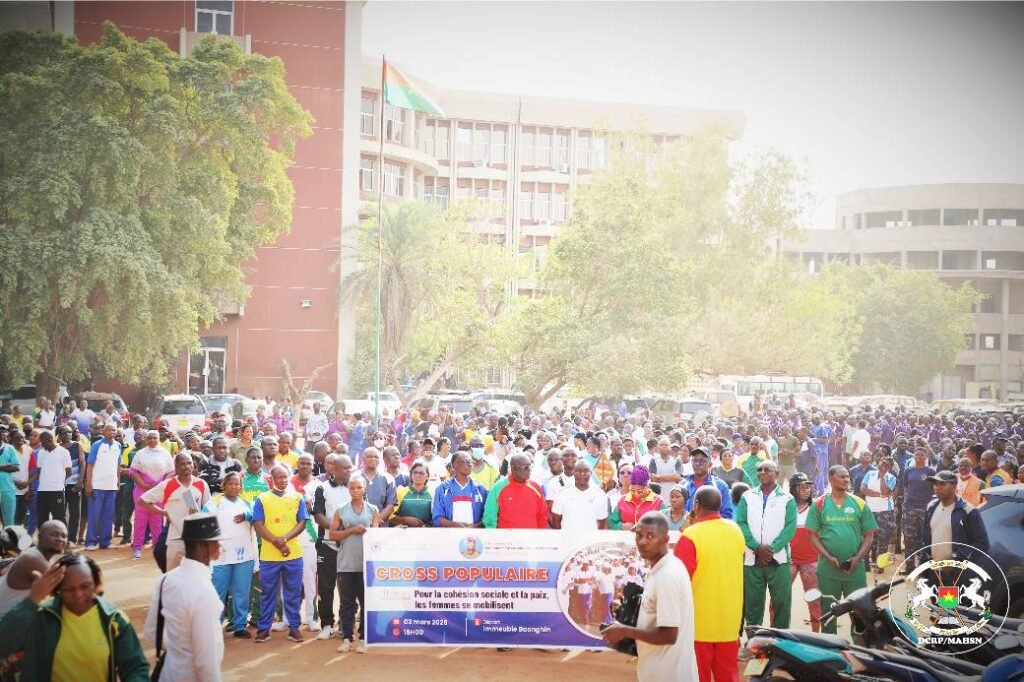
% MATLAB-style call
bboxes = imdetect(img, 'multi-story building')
[1,0,365,405]
[355,58,745,300]
[783,183,1024,400]
[1,3,744,400]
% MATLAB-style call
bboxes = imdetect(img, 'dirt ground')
[92,542,879,681]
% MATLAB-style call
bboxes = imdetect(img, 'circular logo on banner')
[557,541,644,639]
[890,542,1009,653]
[459,535,484,559]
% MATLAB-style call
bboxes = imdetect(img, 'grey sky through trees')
[363,2,1024,228]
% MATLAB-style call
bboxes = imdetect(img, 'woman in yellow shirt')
[0,553,149,681]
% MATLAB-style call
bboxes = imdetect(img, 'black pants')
[114,485,133,542]
[15,496,28,525]
[65,485,84,543]
[317,543,340,627]
[337,571,365,641]
[36,490,66,526]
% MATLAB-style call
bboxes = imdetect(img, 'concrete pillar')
[336,0,363,396]
[900,250,908,269]
[1000,277,1010,400]
[54,0,74,36]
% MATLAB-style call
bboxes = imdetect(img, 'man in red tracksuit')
[483,454,548,528]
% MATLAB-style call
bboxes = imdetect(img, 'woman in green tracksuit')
[0,552,149,681]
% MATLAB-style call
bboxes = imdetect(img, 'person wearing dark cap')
[144,512,226,680]
[921,470,989,566]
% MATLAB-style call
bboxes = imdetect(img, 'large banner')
[364,528,647,649]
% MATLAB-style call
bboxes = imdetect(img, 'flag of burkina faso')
[383,61,445,117]
[937,586,959,609]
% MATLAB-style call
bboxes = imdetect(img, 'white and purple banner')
[363,528,648,648]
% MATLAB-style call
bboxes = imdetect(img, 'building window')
[983,208,1024,226]
[491,127,507,164]
[980,334,999,350]
[577,134,592,169]
[552,193,568,222]
[519,190,533,220]
[521,129,535,166]
[535,187,550,220]
[535,128,552,167]
[456,125,473,161]
[196,0,232,35]
[383,162,404,196]
[384,104,403,143]
[473,126,490,164]
[553,130,570,169]
[906,209,940,226]
[485,366,502,386]
[592,136,607,170]
[943,208,980,226]
[360,97,376,136]
[360,158,374,192]
[424,178,450,210]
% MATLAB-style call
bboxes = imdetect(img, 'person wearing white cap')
[145,512,226,681]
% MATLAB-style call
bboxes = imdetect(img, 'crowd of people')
[0,392,1020,680]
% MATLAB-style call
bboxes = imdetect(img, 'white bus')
[717,375,825,414]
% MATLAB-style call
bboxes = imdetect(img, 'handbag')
[607,581,643,656]
[151,576,168,681]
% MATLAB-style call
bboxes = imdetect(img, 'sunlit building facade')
[783,183,1024,400]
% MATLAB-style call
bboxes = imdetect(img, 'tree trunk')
[34,371,60,403]
[402,344,476,408]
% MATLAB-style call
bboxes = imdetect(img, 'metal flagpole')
[374,55,386,430]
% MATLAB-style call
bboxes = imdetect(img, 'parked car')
[198,393,248,416]
[0,385,39,411]
[701,390,741,419]
[929,398,1004,415]
[470,389,526,407]
[979,483,1024,618]
[353,392,402,415]
[231,399,268,422]
[574,395,650,418]
[151,394,208,433]
[475,399,523,417]
[74,391,130,422]
[304,391,335,408]
[648,398,715,423]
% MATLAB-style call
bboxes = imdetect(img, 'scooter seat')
[774,630,851,649]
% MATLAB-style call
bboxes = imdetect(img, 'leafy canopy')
[0,24,311,390]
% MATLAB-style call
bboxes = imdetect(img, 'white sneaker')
[271,622,288,632]
[355,640,366,654]
[337,638,352,653]
[316,626,334,640]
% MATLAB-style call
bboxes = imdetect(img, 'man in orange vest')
[675,485,745,682]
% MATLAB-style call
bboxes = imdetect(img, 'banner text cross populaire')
[363,528,649,649]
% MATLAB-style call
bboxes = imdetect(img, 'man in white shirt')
[552,460,609,530]
[415,438,448,492]
[36,399,56,429]
[30,431,72,525]
[602,512,698,682]
[304,402,329,454]
[542,448,572,513]
[84,423,123,550]
[850,420,872,462]
[138,453,211,570]
[145,512,225,681]
[70,400,96,434]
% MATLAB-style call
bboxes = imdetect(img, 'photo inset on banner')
[556,541,646,638]
[458,535,484,559]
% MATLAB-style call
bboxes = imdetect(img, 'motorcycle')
[744,580,1024,681]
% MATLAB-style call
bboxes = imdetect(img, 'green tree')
[341,199,518,404]
[0,24,311,396]
[823,264,979,394]
[503,126,846,406]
